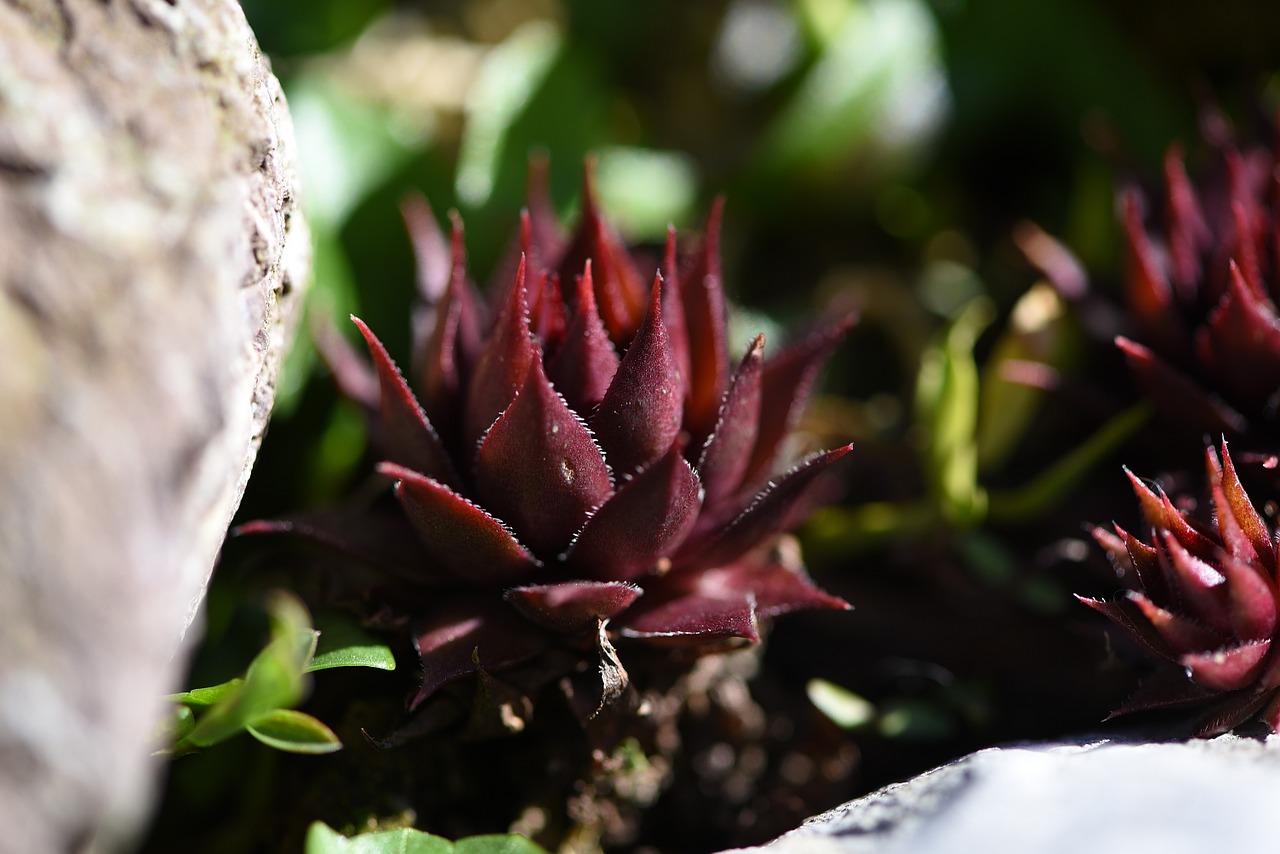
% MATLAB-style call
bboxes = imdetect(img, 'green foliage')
[809,289,1149,555]
[163,594,394,756]
[755,0,947,182]
[305,822,549,854]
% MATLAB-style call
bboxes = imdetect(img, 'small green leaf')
[303,823,550,854]
[246,709,343,755]
[807,679,876,730]
[915,298,994,527]
[305,822,453,854]
[454,836,549,854]
[976,283,1082,471]
[165,678,243,708]
[307,612,397,672]
[178,593,317,750]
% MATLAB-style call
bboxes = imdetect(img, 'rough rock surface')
[0,1,308,851]
[727,733,1280,854]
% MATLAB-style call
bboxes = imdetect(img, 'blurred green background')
[144,0,1280,849]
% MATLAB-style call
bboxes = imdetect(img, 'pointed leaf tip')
[505,581,642,634]
[592,275,683,477]
[465,257,535,444]
[379,462,541,584]
[474,356,614,557]
[351,316,457,486]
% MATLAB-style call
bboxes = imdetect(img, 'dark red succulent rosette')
[1117,132,1280,439]
[1081,442,1280,735]
[245,164,852,722]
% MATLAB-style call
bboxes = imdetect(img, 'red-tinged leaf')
[1182,640,1271,692]
[1230,194,1265,303]
[741,315,853,495]
[557,163,646,342]
[1121,189,1186,359]
[697,541,849,619]
[529,268,567,348]
[1216,442,1276,576]
[474,355,614,557]
[1103,524,1165,601]
[465,257,535,445]
[661,225,691,405]
[1259,689,1280,732]
[1197,261,1280,412]
[380,463,541,585]
[1115,336,1248,436]
[620,591,759,646]
[1128,591,1225,653]
[400,193,450,304]
[234,511,445,586]
[1159,534,1233,635]
[352,317,458,487]
[410,595,550,709]
[592,277,684,477]
[1091,524,1132,572]
[419,296,463,443]
[1106,666,1218,719]
[590,210,648,343]
[683,445,853,569]
[565,442,703,580]
[547,262,619,415]
[696,335,765,522]
[418,213,486,436]
[524,152,565,268]
[1123,467,1216,555]
[1210,482,1267,587]
[1162,145,1208,297]
[1076,595,1179,662]
[1195,688,1271,737]
[312,316,378,412]
[680,197,730,442]
[504,581,641,634]
[1218,552,1279,641]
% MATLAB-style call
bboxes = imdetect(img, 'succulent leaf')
[504,582,642,634]
[565,442,703,580]
[474,354,614,556]
[591,278,684,477]
[382,463,541,585]
[1083,442,1280,733]
[246,163,851,718]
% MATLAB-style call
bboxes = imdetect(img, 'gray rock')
[729,734,1280,854]
[0,1,307,851]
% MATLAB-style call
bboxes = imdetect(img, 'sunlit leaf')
[914,298,993,527]
[306,822,452,854]
[454,836,549,854]
[166,679,243,708]
[177,593,317,750]
[246,709,343,754]
[755,0,948,182]
[455,21,563,208]
[807,678,875,729]
[307,612,397,672]
[288,73,423,230]
[976,282,1082,471]
[304,822,549,854]
[593,147,698,240]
